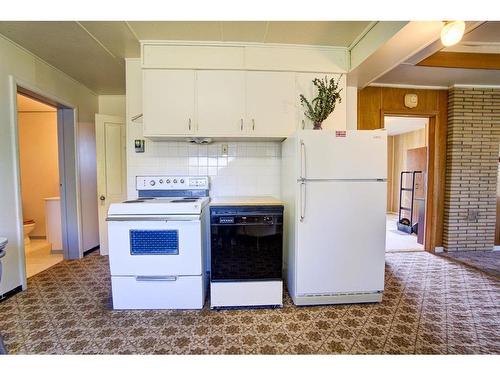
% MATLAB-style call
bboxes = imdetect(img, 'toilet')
[23,219,36,245]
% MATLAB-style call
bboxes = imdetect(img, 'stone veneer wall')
[443,88,500,252]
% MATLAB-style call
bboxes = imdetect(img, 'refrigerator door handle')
[300,181,306,222]
[300,140,306,180]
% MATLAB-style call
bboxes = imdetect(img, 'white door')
[296,180,386,295]
[95,114,126,255]
[296,73,347,131]
[197,70,246,136]
[142,69,195,136]
[298,130,387,180]
[246,71,296,136]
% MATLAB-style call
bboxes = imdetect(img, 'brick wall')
[443,88,500,252]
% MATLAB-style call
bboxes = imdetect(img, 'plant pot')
[313,122,323,130]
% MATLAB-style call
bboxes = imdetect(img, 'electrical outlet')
[134,139,145,153]
[221,144,228,156]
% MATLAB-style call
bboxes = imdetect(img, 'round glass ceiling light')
[441,21,466,47]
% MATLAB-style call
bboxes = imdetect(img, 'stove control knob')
[150,180,156,186]
[159,179,163,184]
[173,179,178,183]
[180,179,185,184]
[166,179,171,183]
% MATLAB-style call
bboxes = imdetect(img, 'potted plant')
[299,75,343,130]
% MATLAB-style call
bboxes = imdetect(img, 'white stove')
[107,176,210,310]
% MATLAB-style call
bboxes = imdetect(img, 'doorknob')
[99,195,106,201]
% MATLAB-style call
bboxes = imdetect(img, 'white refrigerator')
[281,129,387,305]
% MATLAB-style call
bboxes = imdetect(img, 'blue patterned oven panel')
[129,230,179,255]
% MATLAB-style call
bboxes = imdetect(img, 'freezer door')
[298,130,387,180]
[295,180,386,296]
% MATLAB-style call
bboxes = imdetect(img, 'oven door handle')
[135,275,178,282]
[106,215,200,222]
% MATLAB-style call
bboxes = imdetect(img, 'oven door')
[107,215,202,276]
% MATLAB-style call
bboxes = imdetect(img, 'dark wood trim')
[382,111,437,252]
[359,86,448,253]
[417,51,500,70]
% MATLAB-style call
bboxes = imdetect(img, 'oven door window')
[129,230,179,255]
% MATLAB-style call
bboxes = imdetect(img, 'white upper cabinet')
[142,69,195,136]
[141,69,345,139]
[296,73,347,131]
[245,71,296,137]
[196,71,246,136]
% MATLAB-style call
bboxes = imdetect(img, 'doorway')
[385,116,428,252]
[16,93,63,276]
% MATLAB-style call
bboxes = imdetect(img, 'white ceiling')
[373,21,500,87]
[384,116,428,136]
[17,93,56,112]
[0,21,371,94]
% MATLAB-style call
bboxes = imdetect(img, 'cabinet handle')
[240,118,243,131]
[252,119,255,131]
[302,119,305,130]
[188,118,192,131]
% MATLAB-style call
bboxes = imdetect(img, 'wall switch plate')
[135,139,145,153]
[221,144,228,156]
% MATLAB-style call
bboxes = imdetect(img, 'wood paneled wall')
[358,86,448,252]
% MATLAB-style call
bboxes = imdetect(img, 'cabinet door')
[142,69,195,136]
[196,71,246,136]
[296,73,346,130]
[245,71,296,137]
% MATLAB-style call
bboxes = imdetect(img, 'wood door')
[95,114,126,255]
[496,156,500,246]
[142,69,195,136]
[196,70,246,136]
[407,146,427,241]
[246,71,296,137]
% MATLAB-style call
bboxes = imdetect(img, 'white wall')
[98,95,126,117]
[0,35,98,295]
[126,58,281,199]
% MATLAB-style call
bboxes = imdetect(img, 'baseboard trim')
[51,249,63,255]
[83,245,100,257]
[434,246,444,253]
[0,285,22,302]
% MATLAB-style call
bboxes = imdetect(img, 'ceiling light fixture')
[440,21,466,47]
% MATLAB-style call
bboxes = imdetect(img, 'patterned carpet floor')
[438,251,500,278]
[0,251,499,355]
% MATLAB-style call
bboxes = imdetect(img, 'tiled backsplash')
[127,140,281,198]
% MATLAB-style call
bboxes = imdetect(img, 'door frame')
[9,75,83,288]
[382,110,439,252]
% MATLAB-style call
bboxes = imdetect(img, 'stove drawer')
[108,219,203,276]
[111,275,205,309]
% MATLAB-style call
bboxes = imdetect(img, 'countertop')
[209,196,284,206]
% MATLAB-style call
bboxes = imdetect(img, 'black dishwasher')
[210,206,283,282]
